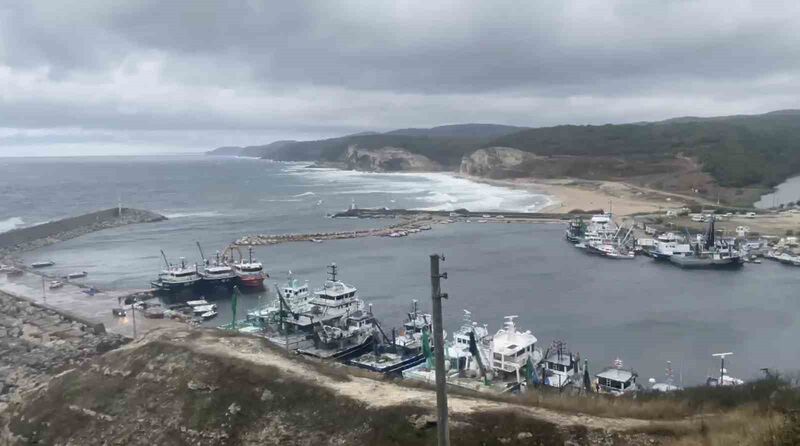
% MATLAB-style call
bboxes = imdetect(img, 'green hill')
[207,111,800,189]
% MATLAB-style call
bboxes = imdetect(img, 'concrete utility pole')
[430,254,450,446]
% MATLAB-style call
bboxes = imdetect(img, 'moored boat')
[197,245,237,289]
[30,260,55,268]
[151,251,201,293]
[233,247,267,288]
[348,300,432,375]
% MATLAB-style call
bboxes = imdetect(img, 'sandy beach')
[464,176,687,215]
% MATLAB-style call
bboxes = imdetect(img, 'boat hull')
[150,280,200,293]
[298,335,374,361]
[237,274,265,288]
[669,256,744,269]
[349,351,426,375]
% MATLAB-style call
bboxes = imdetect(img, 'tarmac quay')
[0,271,175,339]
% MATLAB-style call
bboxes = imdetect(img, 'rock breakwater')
[0,208,166,256]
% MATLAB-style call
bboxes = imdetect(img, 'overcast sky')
[2,0,800,156]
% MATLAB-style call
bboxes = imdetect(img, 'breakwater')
[0,208,166,256]
[332,207,585,220]
[235,216,433,245]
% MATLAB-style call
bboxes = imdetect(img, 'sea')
[1,154,798,386]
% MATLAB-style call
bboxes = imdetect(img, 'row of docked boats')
[566,213,745,268]
[218,263,741,396]
[150,244,267,293]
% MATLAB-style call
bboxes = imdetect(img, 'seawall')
[0,208,166,256]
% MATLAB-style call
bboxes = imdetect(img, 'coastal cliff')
[344,145,440,172]
[459,147,541,178]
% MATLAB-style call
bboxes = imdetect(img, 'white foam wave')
[0,217,24,233]
[284,167,552,212]
[293,191,316,197]
[163,211,222,219]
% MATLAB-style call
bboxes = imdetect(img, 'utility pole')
[131,298,137,339]
[430,254,449,446]
[41,276,46,302]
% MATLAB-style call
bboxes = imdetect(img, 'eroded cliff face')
[460,147,541,178]
[344,146,440,172]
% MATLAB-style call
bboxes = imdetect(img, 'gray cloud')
[1,0,800,154]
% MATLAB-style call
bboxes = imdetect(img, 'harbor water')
[2,155,799,385]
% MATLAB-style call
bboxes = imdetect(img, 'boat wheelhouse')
[540,341,583,389]
[565,218,586,244]
[489,316,542,382]
[595,358,638,395]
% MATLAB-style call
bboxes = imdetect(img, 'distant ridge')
[206,110,800,191]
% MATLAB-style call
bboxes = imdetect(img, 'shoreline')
[450,174,686,216]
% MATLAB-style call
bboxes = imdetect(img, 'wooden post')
[430,254,449,446]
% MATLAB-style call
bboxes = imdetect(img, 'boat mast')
[160,250,171,268]
[196,241,207,265]
[328,263,338,282]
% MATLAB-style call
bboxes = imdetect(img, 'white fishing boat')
[594,358,639,395]
[585,225,636,259]
[64,271,88,279]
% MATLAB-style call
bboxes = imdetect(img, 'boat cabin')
[490,316,540,380]
[595,363,638,395]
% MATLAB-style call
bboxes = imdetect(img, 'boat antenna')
[712,352,733,385]
[160,250,171,268]
[328,263,338,282]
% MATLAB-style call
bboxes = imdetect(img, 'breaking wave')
[162,211,223,219]
[0,217,24,233]
[283,167,551,212]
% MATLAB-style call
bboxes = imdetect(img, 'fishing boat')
[232,247,267,288]
[585,225,636,259]
[247,272,312,327]
[564,217,586,244]
[258,264,373,359]
[348,300,432,375]
[584,213,618,240]
[64,271,88,279]
[30,260,55,268]
[647,239,691,261]
[151,251,201,293]
[669,217,743,269]
[594,358,639,395]
[295,265,374,360]
[404,313,541,393]
[196,244,237,289]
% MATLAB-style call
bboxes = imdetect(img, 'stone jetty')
[0,207,166,257]
[235,216,434,245]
